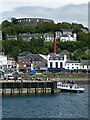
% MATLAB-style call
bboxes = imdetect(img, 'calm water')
[2,85,89,119]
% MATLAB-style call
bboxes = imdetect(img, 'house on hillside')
[19,33,43,41]
[44,33,54,42]
[7,35,17,40]
[60,29,77,42]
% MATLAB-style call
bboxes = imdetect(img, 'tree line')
[0,20,90,61]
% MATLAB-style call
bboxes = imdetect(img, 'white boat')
[57,81,84,93]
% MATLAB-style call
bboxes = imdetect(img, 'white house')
[0,54,8,71]
[65,61,81,70]
[60,33,77,42]
[44,33,54,42]
[7,35,17,40]
[60,29,77,42]
[47,53,68,72]
[80,60,90,71]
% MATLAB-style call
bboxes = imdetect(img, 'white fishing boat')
[57,80,84,93]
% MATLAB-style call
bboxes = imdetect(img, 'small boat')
[57,80,84,93]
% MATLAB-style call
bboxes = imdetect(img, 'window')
[56,62,58,68]
[49,57,53,60]
[60,62,63,68]
[50,62,52,68]
[72,67,74,69]
[77,67,78,69]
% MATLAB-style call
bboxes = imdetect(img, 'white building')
[0,54,8,71]
[60,33,77,42]
[65,61,81,70]
[44,33,54,42]
[47,53,68,72]
[60,29,77,42]
[80,60,90,71]
[47,50,90,73]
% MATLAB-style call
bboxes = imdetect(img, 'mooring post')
[27,88,29,94]
[19,88,20,94]
[11,88,13,95]
[51,89,54,94]
[51,81,54,94]
[29,82,31,94]
[2,89,4,96]
[35,88,37,94]
[21,80,23,94]
[45,81,47,93]
[13,83,14,95]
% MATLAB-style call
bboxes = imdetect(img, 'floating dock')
[0,80,58,95]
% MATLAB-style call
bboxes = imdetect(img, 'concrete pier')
[0,80,57,95]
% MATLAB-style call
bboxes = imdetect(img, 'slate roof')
[49,53,58,57]
[81,60,90,65]
[19,51,32,56]
[61,50,70,55]
[19,53,44,61]
[85,49,90,55]
[35,60,47,69]
[66,61,80,63]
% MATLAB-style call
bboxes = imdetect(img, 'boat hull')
[60,88,84,93]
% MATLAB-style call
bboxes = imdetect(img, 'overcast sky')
[0,0,89,12]
[0,0,89,27]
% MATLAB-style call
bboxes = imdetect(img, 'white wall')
[47,54,67,68]
[80,65,90,70]
[65,63,81,70]
[0,54,8,70]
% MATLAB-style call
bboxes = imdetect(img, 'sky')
[0,0,89,27]
[0,0,89,12]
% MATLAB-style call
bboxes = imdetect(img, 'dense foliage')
[1,20,90,60]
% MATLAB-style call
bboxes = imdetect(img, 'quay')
[0,80,58,95]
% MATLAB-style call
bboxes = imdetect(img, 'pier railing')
[0,80,57,95]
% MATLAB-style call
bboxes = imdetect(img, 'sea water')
[2,85,89,119]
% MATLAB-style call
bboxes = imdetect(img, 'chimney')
[53,32,56,54]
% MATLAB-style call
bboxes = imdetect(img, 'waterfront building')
[8,57,17,71]
[18,52,46,72]
[64,61,81,72]
[47,52,68,72]
[80,60,90,73]
[0,53,8,71]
